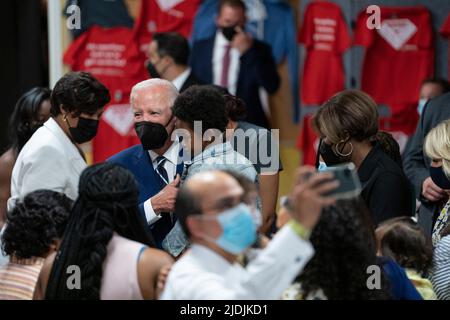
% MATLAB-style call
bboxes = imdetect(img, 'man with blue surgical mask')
[417,78,450,115]
[160,168,338,300]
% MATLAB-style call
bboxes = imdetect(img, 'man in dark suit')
[404,92,450,235]
[108,79,183,249]
[190,0,280,129]
[146,32,202,92]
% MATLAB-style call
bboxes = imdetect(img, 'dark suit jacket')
[179,71,203,92]
[108,144,184,248]
[190,36,280,128]
[403,92,450,234]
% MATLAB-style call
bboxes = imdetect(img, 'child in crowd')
[376,217,437,300]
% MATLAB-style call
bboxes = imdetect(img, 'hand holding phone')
[287,166,339,230]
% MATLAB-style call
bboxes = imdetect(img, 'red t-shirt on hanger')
[354,6,434,135]
[297,1,351,165]
[133,0,201,54]
[298,0,351,105]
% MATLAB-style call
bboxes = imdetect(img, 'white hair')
[130,78,179,107]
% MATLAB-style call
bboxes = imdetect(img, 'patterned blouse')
[432,200,450,247]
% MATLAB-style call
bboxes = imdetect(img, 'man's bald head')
[185,170,241,200]
[175,170,244,238]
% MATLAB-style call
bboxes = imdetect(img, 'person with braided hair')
[33,163,173,300]
[0,190,72,300]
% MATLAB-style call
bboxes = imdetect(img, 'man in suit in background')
[146,32,202,92]
[190,0,280,129]
[108,79,182,248]
[404,92,450,235]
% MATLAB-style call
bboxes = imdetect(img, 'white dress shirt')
[213,31,240,95]
[143,139,181,225]
[7,117,87,211]
[160,224,314,300]
[171,68,191,92]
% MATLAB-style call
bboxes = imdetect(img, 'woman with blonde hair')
[423,119,450,299]
[313,90,413,226]
[423,119,450,246]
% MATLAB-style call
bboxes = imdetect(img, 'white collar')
[172,68,191,91]
[43,117,85,161]
[215,30,231,47]
[148,138,180,166]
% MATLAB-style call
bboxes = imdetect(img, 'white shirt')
[213,31,240,95]
[171,68,191,92]
[143,139,181,225]
[160,225,314,300]
[7,118,87,211]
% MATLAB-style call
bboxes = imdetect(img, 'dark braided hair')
[372,131,403,169]
[297,199,391,300]
[45,163,155,300]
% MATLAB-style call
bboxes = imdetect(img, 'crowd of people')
[1,0,450,301]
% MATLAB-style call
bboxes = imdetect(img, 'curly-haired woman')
[7,72,110,214]
[0,190,72,300]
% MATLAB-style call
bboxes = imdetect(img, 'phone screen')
[321,163,362,199]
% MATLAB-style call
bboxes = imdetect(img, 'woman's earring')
[335,140,353,157]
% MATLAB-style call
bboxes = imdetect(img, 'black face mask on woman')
[65,116,99,144]
[318,140,352,166]
[430,166,450,190]
[135,117,173,150]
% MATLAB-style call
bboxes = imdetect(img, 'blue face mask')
[417,98,428,115]
[203,204,257,255]
[318,161,328,172]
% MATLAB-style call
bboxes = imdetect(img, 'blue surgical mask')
[202,204,257,255]
[417,98,428,115]
[318,161,328,172]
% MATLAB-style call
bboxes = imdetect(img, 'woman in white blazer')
[6,72,110,211]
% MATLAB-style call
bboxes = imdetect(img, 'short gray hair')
[130,78,178,108]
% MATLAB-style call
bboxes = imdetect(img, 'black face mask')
[135,117,172,150]
[67,116,99,144]
[146,62,161,79]
[318,140,349,166]
[222,25,239,41]
[430,166,450,190]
